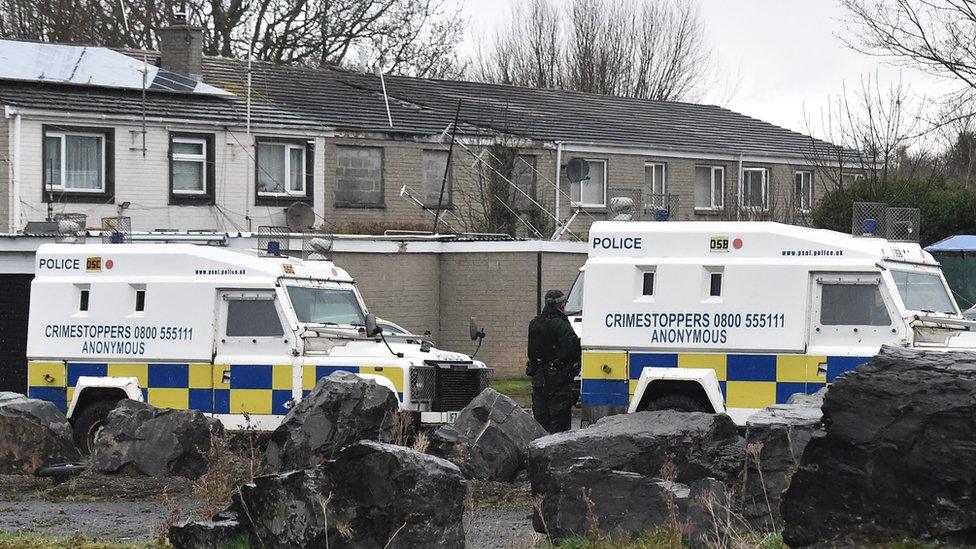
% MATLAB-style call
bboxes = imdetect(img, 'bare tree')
[473,0,713,102]
[841,0,976,122]
[804,73,927,193]
[0,0,465,78]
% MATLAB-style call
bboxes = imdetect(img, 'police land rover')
[26,243,492,450]
[578,221,976,425]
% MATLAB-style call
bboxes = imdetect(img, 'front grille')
[410,362,493,411]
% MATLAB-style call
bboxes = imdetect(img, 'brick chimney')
[159,12,204,81]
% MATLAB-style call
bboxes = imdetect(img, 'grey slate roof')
[0,44,842,161]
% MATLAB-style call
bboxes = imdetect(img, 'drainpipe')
[737,153,743,222]
[10,109,21,233]
[554,141,563,228]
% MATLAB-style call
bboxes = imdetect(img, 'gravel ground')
[0,475,540,548]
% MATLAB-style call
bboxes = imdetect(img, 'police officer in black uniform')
[527,289,582,433]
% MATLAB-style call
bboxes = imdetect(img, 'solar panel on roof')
[0,39,233,96]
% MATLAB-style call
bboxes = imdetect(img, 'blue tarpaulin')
[926,235,976,309]
[926,235,976,253]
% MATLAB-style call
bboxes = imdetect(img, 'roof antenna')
[374,64,393,128]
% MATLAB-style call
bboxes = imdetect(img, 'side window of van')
[820,284,890,326]
[226,299,285,337]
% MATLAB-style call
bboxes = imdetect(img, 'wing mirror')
[469,316,485,341]
[364,314,381,337]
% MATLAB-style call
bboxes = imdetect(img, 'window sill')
[44,191,114,204]
[256,194,312,207]
[170,193,214,206]
[693,208,724,215]
[334,202,387,210]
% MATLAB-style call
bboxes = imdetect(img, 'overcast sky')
[456,0,953,137]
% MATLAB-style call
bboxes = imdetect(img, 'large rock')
[168,512,251,549]
[0,392,80,473]
[533,456,729,544]
[238,441,467,548]
[429,387,546,482]
[264,371,399,472]
[89,400,223,479]
[782,347,976,546]
[529,410,744,487]
[528,411,744,543]
[740,402,823,530]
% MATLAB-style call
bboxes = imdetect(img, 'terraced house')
[0,22,856,240]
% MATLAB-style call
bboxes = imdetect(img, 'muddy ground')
[0,474,539,548]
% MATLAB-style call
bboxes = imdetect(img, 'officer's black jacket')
[527,304,582,383]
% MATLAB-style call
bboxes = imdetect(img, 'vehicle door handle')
[222,370,231,384]
[817,362,828,377]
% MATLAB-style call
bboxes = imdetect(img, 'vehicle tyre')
[72,399,120,454]
[648,394,708,413]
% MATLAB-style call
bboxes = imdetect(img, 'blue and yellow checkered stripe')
[580,352,872,409]
[27,360,405,416]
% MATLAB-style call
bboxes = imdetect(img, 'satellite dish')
[565,158,590,183]
[285,202,316,232]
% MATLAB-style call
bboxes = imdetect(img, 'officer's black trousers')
[532,384,573,433]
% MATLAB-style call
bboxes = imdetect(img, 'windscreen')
[287,286,365,325]
[891,270,957,314]
[565,270,584,315]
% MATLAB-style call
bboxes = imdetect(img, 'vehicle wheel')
[648,394,708,413]
[72,400,120,454]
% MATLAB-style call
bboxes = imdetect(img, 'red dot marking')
[732,238,743,250]
[331,268,338,276]
[105,259,114,269]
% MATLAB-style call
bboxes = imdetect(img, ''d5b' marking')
[709,236,730,253]
[86,257,102,271]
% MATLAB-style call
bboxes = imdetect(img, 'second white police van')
[26,243,492,450]
[577,221,975,424]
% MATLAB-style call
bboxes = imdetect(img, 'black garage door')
[0,274,33,393]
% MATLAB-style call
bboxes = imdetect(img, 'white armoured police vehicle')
[26,243,492,450]
[579,221,975,425]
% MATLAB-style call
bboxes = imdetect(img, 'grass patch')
[553,528,784,549]
[492,377,532,408]
[0,531,165,549]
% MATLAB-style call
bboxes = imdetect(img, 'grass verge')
[492,377,532,408]
[0,531,165,549]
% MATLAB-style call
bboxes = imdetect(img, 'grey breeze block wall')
[0,115,8,230]
[334,249,587,378]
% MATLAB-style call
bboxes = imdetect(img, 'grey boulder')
[529,410,744,487]
[0,392,80,473]
[264,371,399,472]
[740,402,823,530]
[429,387,546,482]
[168,512,250,549]
[238,441,467,548]
[782,347,976,546]
[89,400,224,479]
[528,411,744,543]
[531,456,729,544]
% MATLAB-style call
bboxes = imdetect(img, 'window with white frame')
[43,130,106,192]
[644,162,666,207]
[694,166,724,210]
[740,168,769,210]
[257,141,306,196]
[570,159,606,207]
[841,172,865,186]
[171,136,208,195]
[795,170,813,211]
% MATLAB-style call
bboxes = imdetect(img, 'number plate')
[447,411,460,423]
[709,236,730,253]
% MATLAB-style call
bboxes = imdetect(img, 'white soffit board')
[0,40,233,96]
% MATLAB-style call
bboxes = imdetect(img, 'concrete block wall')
[0,115,8,230]
[328,247,586,378]
[330,251,441,338]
